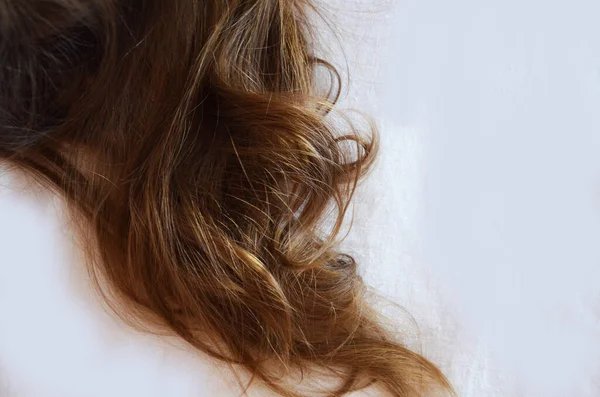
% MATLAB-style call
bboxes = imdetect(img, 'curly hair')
[0,1,453,395]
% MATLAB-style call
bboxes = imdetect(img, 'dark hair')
[0,1,452,395]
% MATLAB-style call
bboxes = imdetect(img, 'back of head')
[0,1,453,395]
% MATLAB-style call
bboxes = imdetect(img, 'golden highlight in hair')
[0,1,453,395]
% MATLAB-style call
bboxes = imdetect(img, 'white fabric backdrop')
[336,0,600,396]
[1,0,599,396]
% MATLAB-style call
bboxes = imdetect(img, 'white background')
[1,1,599,396]
[335,0,600,395]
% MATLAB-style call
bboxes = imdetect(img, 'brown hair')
[0,1,452,395]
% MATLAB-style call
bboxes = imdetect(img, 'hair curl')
[0,1,453,395]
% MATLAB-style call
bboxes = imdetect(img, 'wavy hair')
[0,0,452,395]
